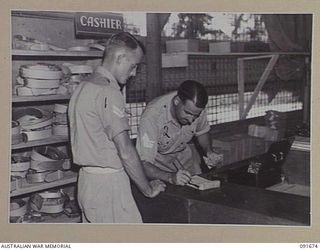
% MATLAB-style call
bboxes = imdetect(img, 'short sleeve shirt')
[136,92,210,165]
[68,66,129,172]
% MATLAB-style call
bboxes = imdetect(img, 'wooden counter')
[132,181,310,225]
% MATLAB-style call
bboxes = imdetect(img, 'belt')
[30,190,66,214]
[62,63,93,74]
[12,107,53,141]
[29,43,50,51]
[24,78,61,89]
[89,43,105,51]
[20,63,63,80]
[22,127,52,142]
[13,35,65,52]
[53,124,68,136]
[12,107,53,131]
[26,169,64,183]
[16,76,24,85]
[30,146,67,172]
[16,86,58,96]
[11,121,21,134]
[70,75,81,83]
[12,133,23,145]
[11,154,30,171]
[66,82,80,95]
[10,199,28,218]
[10,176,23,192]
[11,121,22,145]
[68,46,90,52]
[11,171,28,178]
[54,104,68,114]
[56,84,68,95]
[82,166,124,174]
[53,104,68,127]
[63,159,71,170]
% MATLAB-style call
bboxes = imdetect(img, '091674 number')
[300,244,318,248]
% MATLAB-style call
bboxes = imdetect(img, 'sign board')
[75,12,123,37]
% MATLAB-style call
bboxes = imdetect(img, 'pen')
[172,158,184,171]
[187,182,200,189]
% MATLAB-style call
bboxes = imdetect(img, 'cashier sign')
[75,12,123,37]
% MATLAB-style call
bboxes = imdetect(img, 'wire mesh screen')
[162,54,304,125]
[126,54,305,138]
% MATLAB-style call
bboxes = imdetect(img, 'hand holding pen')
[169,158,192,186]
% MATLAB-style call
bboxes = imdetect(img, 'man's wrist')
[141,185,153,197]
[168,173,175,185]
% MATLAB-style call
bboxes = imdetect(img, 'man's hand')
[170,170,192,186]
[204,151,223,169]
[144,179,166,198]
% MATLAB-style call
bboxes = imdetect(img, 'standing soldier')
[68,32,166,223]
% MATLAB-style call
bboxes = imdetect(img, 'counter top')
[132,181,310,225]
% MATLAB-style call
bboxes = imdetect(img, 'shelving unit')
[10,13,104,218]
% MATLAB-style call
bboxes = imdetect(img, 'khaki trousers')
[78,168,142,223]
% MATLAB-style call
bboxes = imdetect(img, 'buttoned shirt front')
[68,66,129,173]
[136,92,210,170]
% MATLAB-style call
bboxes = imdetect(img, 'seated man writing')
[136,80,223,186]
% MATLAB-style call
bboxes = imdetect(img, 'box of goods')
[248,124,284,142]
[209,41,231,53]
[162,53,189,68]
[265,110,287,130]
[212,134,267,166]
[230,42,246,52]
[166,39,199,53]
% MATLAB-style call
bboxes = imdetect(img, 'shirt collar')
[95,66,120,91]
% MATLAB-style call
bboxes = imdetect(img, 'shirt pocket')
[181,124,196,143]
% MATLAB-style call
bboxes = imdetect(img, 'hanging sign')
[75,12,123,37]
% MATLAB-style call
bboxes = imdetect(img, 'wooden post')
[240,54,279,120]
[237,59,245,119]
[303,56,310,125]
[146,13,162,103]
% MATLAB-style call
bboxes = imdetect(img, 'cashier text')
[79,15,122,30]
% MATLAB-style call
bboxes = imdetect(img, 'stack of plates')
[16,63,64,96]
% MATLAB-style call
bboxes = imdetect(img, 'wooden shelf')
[10,170,77,197]
[12,49,103,58]
[12,135,69,150]
[12,94,71,103]
[163,52,311,57]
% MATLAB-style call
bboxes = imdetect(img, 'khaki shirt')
[136,92,210,171]
[68,66,129,173]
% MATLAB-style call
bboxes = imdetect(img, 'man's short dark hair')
[177,80,208,108]
[105,32,146,55]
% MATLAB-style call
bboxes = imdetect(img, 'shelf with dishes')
[12,94,71,103]
[10,170,78,197]
[12,135,69,150]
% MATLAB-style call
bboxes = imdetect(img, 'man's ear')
[115,51,126,64]
[173,95,181,106]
